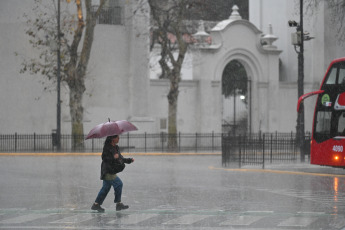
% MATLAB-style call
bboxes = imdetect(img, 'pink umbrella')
[85,119,138,140]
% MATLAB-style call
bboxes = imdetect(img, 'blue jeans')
[95,177,123,205]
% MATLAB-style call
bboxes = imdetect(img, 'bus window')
[337,112,345,135]
[315,111,331,134]
[338,67,345,84]
[325,67,337,85]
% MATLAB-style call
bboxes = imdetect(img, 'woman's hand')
[114,153,119,159]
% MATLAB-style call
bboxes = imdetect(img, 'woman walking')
[91,135,134,212]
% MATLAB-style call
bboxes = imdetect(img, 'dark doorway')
[222,60,251,135]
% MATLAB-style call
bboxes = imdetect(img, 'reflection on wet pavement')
[1,155,345,229]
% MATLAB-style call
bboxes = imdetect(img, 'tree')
[149,0,248,148]
[183,0,248,21]
[148,0,191,149]
[304,0,345,43]
[17,0,105,149]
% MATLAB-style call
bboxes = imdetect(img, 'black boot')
[91,203,105,212]
[116,202,129,211]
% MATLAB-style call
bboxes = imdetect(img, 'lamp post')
[288,0,313,162]
[288,8,304,162]
[56,0,61,151]
[297,0,304,162]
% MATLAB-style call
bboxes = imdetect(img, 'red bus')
[298,57,345,167]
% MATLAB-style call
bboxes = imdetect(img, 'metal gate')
[222,79,252,135]
[222,132,299,168]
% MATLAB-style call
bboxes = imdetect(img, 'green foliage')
[17,0,105,140]
[18,0,77,89]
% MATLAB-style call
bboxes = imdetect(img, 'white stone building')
[0,0,343,135]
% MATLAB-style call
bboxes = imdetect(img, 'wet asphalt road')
[1,154,345,229]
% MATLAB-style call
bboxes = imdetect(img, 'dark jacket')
[100,144,132,180]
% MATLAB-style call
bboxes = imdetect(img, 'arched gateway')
[192,6,281,133]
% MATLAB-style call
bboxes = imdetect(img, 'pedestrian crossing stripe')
[278,216,318,227]
[163,214,209,225]
[219,215,265,226]
[0,213,53,224]
[107,213,158,225]
[0,210,332,227]
[50,213,97,224]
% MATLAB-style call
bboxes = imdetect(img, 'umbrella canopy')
[85,120,138,140]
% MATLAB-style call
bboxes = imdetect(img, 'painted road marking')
[278,216,318,227]
[219,215,265,226]
[108,213,158,225]
[163,214,209,225]
[50,213,96,223]
[0,209,333,229]
[0,213,53,224]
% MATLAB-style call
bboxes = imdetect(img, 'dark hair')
[104,135,118,145]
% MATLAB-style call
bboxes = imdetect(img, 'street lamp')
[56,0,61,151]
[288,0,314,162]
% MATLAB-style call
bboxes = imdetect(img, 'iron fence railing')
[0,132,310,163]
[222,132,311,168]
[0,132,222,153]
